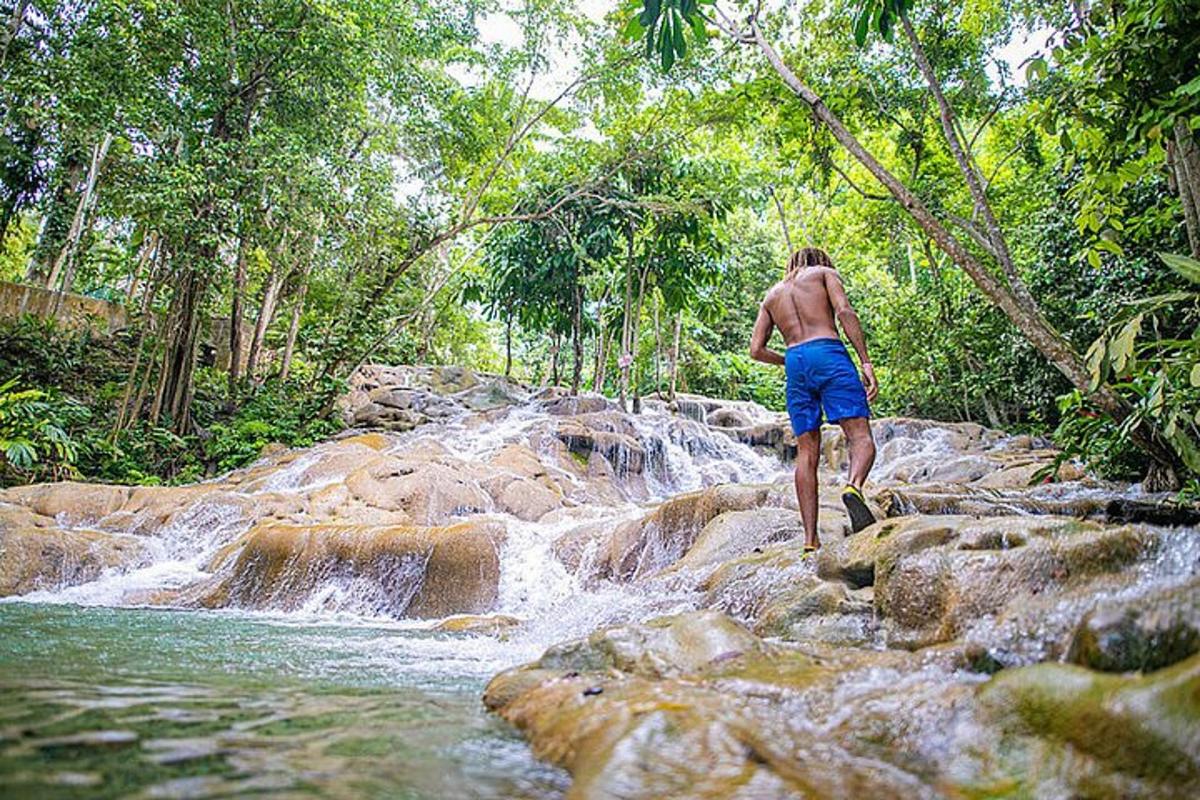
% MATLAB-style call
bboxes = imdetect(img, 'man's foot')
[841,485,876,533]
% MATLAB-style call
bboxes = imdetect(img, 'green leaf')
[1085,337,1107,391]
[672,10,687,57]
[623,15,645,40]
[853,3,872,47]
[1025,57,1048,82]
[1190,363,1200,388]
[1159,252,1200,285]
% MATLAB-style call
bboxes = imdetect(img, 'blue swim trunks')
[784,338,870,435]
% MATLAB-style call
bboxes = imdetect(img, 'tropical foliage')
[1,0,1197,489]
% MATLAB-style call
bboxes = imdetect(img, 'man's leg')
[838,416,876,488]
[838,416,877,533]
[794,429,821,549]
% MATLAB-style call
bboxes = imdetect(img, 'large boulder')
[867,516,1157,649]
[1068,577,1200,673]
[0,482,130,523]
[535,610,767,679]
[198,520,506,618]
[602,484,793,581]
[0,521,146,596]
[973,654,1200,797]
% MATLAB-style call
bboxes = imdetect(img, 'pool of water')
[0,602,568,799]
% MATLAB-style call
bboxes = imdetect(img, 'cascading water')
[4,374,1194,798]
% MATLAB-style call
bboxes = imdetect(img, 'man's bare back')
[760,266,842,347]
[749,266,875,392]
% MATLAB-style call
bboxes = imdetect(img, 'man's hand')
[861,361,879,403]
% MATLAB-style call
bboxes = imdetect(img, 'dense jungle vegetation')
[0,0,1198,490]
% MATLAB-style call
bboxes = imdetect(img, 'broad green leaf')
[1159,252,1200,285]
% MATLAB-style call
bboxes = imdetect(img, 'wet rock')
[1068,577,1200,672]
[0,482,130,522]
[871,517,1157,649]
[539,392,612,416]
[605,484,791,581]
[754,580,866,637]
[434,614,521,634]
[705,408,752,429]
[974,654,1200,796]
[877,483,1111,520]
[554,422,645,479]
[668,508,801,573]
[536,610,767,679]
[0,523,147,596]
[198,520,505,618]
[343,457,491,524]
[1104,497,1200,527]
[455,379,527,411]
[492,477,562,522]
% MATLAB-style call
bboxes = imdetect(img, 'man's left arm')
[750,305,784,366]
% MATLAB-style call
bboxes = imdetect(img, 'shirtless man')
[749,247,878,550]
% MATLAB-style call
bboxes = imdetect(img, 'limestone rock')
[199,520,505,618]
[1068,577,1200,673]
[0,522,145,595]
[605,484,790,581]
[535,610,767,679]
[1,482,130,523]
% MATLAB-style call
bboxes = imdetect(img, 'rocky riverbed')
[2,364,1197,798]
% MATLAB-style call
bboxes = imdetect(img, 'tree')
[627,0,1186,485]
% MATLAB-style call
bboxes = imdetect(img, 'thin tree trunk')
[504,316,513,378]
[900,15,1039,313]
[1172,123,1200,258]
[653,294,662,396]
[279,261,311,383]
[0,0,30,68]
[630,265,648,413]
[114,245,166,434]
[549,333,560,386]
[619,229,635,410]
[46,132,112,297]
[125,230,159,304]
[228,232,250,393]
[769,185,793,252]
[246,232,289,379]
[746,17,1181,481]
[572,279,583,395]
[669,310,682,403]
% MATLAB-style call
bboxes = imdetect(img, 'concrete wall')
[0,280,128,334]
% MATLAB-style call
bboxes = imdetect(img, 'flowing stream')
[1,388,1184,797]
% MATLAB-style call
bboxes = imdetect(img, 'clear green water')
[0,603,568,799]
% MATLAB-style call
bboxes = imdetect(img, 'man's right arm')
[824,269,878,401]
[750,305,784,366]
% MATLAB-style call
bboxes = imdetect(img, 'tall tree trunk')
[114,244,166,434]
[0,0,29,68]
[668,310,682,403]
[279,257,313,383]
[571,280,583,395]
[46,132,112,298]
[1172,123,1200,258]
[549,333,560,386]
[125,230,159,304]
[769,184,793,252]
[619,229,635,410]
[746,20,1180,481]
[504,316,513,378]
[653,294,662,396]
[153,264,205,431]
[246,232,289,379]
[228,232,250,393]
[630,265,649,413]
